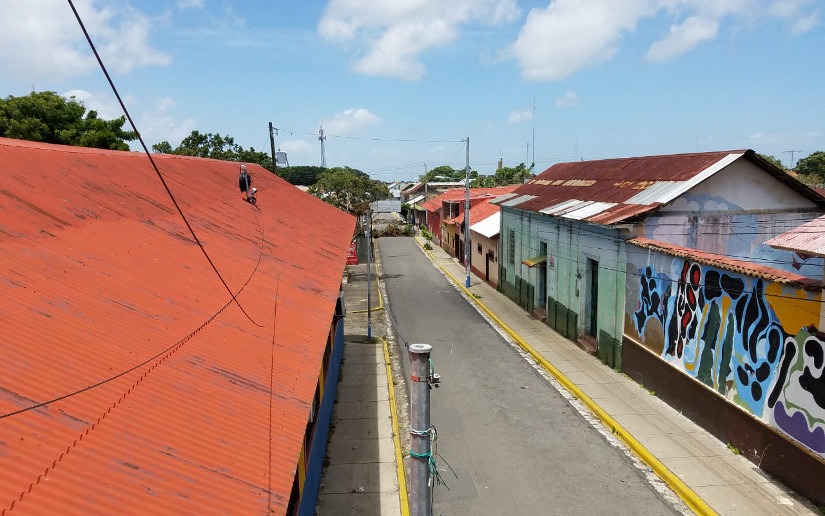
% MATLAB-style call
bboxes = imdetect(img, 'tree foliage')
[0,91,136,150]
[758,153,786,170]
[472,162,532,187]
[152,130,273,172]
[419,165,477,182]
[796,151,825,180]
[308,167,389,215]
[278,166,328,186]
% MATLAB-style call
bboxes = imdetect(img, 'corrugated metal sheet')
[502,151,767,224]
[489,192,518,204]
[539,199,585,215]
[0,137,355,514]
[562,202,617,220]
[499,194,537,207]
[522,255,547,267]
[630,237,821,288]
[423,186,517,213]
[765,215,825,257]
[470,213,501,238]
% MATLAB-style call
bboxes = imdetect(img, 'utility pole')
[409,343,433,516]
[268,122,277,172]
[319,125,327,168]
[464,137,471,288]
[423,163,428,229]
[366,208,372,341]
[785,150,803,170]
[531,97,536,169]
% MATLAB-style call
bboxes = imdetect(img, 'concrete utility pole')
[268,122,277,172]
[409,343,433,516]
[319,125,327,168]
[464,137,471,288]
[531,97,536,169]
[366,209,372,341]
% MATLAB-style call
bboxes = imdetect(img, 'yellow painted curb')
[382,338,410,516]
[414,237,716,516]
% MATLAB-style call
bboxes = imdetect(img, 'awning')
[522,255,547,267]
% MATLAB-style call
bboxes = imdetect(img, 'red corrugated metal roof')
[764,215,825,257]
[0,137,355,513]
[500,150,825,224]
[630,237,821,288]
[425,186,517,215]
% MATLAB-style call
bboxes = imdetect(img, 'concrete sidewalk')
[415,235,818,516]
[316,263,405,515]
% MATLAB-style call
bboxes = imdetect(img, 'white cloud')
[507,0,820,81]
[507,109,533,124]
[62,89,129,120]
[769,0,821,33]
[319,0,520,81]
[322,108,382,135]
[138,97,196,148]
[0,0,169,83]
[176,0,204,9]
[555,91,579,108]
[647,16,719,63]
[508,0,652,81]
[280,139,319,167]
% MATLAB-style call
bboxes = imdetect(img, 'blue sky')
[0,0,823,180]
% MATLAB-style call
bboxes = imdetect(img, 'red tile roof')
[764,215,825,257]
[498,150,825,224]
[0,137,355,513]
[630,237,821,288]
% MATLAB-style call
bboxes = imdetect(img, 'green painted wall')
[499,207,627,368]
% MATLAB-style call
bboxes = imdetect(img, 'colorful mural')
[630,259,825,458]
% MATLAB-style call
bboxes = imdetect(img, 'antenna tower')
[319,125,327,168]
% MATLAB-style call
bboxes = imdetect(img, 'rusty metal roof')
[495,150,825,224]
[0,137,355,513]
[765,215,825,257]
[630,237,821,289]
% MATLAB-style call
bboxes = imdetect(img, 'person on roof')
[238,165,257,204]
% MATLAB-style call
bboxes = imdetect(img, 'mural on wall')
[630,259,825,458]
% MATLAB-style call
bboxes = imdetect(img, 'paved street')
[378,237,681,516]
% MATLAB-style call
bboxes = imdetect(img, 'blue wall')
[298,319,345,516]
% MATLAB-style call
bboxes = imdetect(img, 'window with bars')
[508,229,515,265]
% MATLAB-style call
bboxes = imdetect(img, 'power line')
[271,125,464,144]
[68,0,267,328]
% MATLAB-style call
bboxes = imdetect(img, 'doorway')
[586,258,599,336]
[538,241,547,309]
[485,251,493,282]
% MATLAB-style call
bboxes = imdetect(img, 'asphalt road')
[378,237,680,516]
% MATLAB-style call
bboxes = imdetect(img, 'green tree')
[419,165,477,182]
[152,130,273,172]
[472,162,532,187]
[278,166,328,186]
[0,91,136,150]
[796,151,825,180]
[308,167,389,215]
[758,153,786,170]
